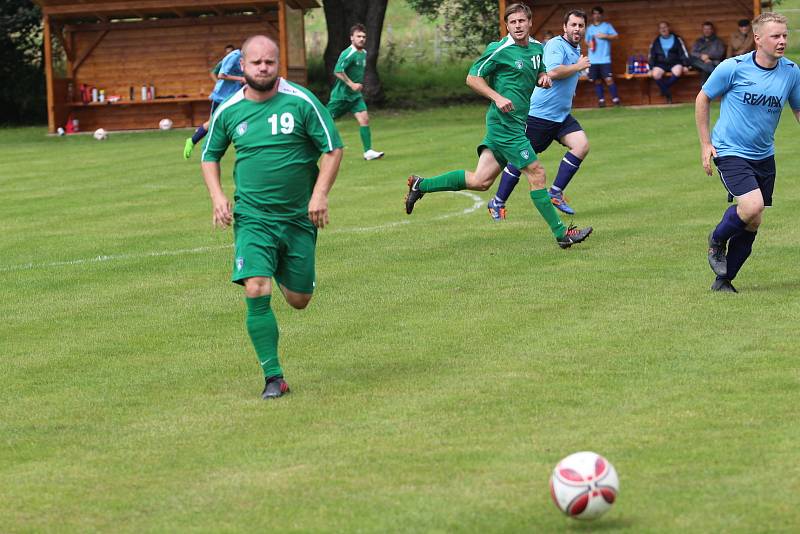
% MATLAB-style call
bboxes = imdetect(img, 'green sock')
[419,170,467,193]
[245,295,282,378]
[359,126,372,151]
[530,188,566,239]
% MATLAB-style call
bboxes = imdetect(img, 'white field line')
[1,191,484,273]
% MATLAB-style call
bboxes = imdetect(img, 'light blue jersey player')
[696,12,800,293]
[488,9,592,219]
[585,6,620,106]
[184,49,246,160]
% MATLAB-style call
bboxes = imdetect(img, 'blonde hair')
[752,12,788,35]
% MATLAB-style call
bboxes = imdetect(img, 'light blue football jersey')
[210,50,244,104]
[529,36,580,122]
[703,52,800,159]
[585,22,617,64]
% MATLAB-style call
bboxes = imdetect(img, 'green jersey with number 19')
[202,79,343,223]
[468,35,545,131]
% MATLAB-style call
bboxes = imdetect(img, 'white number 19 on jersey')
[267,112,295,135]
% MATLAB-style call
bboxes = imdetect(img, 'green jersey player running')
[201,35,344,399]
[403,3,592,248]
[327,23,384,161]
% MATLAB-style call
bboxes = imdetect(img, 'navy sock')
[723,230,757,281]
[663,76,678,89]
[608,83,619,100]
[594,83,605,100]
[654,78,669,95]
[552,152,582,191]
[712,205,747,243]
[495,164,521,204]
[191,126,207,145]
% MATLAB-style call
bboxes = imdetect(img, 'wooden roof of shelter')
[37,0,319,22]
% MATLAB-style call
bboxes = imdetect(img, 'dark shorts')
[652,62,681,72]
[524,114,583,155]
[587,63,613,81]
[209,100,221,119]
[714,155,776,207]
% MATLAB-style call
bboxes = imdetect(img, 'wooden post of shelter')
[42,15,56,133]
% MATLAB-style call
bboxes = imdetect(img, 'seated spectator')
[648,21,690,103]
[728,18,755,57]
[542,30,554,43]
[691,21,726,82]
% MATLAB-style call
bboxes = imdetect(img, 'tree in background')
[322,0,388,104]
[1,0,46,124]
[407,0,499,58]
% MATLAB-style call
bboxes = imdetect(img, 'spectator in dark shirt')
[691,21,726,81]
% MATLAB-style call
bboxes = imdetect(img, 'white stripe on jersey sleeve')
[277,78,334,151]
[201,87,246,161]
[344,45,357,59]
[476,35,514,77]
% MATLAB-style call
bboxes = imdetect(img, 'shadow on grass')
[565,516,636,530]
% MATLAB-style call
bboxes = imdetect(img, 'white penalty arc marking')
[1,191,484,273]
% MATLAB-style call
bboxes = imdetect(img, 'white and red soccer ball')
[158,118,173,130]
[93,128,108,140]
[550,451,619,520]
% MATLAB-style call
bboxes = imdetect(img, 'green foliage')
[407,0,499,57]
[3,104,800,530]
[0,0,45,123]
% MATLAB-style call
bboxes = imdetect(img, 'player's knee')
[739,201,765,222]
[244,277,270,298]
[286,293,312,309]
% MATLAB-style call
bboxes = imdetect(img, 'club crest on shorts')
[520,149,530,160]
[236,257,244,271]
[515,59,524,70]
[236,122,248,136]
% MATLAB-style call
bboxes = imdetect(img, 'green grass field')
[2,103,800,532]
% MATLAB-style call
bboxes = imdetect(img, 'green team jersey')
[202,79,343,223]
[330,45,367,102]
[468,35,546,130]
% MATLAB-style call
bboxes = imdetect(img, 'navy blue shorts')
[525,114,583,154]
[714,155,776,206]
[587,63,613,81]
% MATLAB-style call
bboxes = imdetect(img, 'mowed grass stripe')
[2,103,800,532]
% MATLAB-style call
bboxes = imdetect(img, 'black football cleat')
[262,376,290,399]
[405,175,425,214]
[557,225,593,249]
[711,278,738,293]
[707,230,728,277]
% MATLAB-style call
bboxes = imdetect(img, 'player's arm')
[218,72,246,83]
[598,33,618,40]
[694,90,717,176]
[201,161,233,228]
[308,148,343,229]
[466,74,513,112]
[334,71,362,92]
[548,58,590,79]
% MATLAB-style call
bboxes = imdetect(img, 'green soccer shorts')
[231,213,317,294]
[327,96,368,119]
[477,122,538,170]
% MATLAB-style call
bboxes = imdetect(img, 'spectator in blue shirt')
[585,6,620,107]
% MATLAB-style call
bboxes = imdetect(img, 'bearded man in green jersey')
[404,3,593,249]
[201,35,344,399]
[327,23,385,161]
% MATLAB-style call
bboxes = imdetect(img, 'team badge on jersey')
[236,257,244,271]
[515,59,524,70]
[236,122,248,136]
[520,149,530,160]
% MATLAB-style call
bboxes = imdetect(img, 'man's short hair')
[350,23,366,35]
[752,12,789,35]
[504,2,531,22]
[241,35,279,58]
[225,44,235,51]
[564,9,588,25]
[702,21,714,28]
[738,19,751,28]
[592,6,604,14]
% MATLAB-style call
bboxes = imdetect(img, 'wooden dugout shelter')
[35,0,319,133]
[498,0,771,106]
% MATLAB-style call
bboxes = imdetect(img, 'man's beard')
[245,72,278,92]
